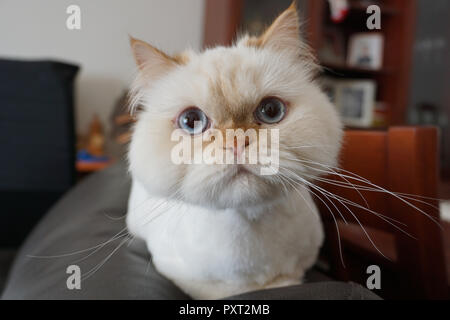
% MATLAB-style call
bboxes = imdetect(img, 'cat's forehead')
[194,46,263,80]
[185,47,270,121]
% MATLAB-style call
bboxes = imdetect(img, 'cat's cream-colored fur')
[127,3,343,299]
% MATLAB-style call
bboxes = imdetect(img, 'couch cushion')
[2,162,188,299]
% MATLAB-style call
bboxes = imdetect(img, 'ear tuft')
[130,36,176,70]
[256,1,301,52]
[130,36,152,69]
[128,37,179,114]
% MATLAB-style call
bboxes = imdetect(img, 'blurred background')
[0,0,449,299]
[0,0,204,158]
[1,0,448,174]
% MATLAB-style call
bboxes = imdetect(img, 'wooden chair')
[317,127,449,299]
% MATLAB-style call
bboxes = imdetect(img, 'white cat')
[126,3,342,299]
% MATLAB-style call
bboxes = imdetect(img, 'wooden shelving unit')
[307,0,416,126]
[322,62,394,76]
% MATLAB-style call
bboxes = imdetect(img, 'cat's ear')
[257,2,302,52]
[129,36,176,79]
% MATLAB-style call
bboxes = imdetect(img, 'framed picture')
[322,78,377,127]
[318,28,346,66]
[347,33,384,70]
[321,77,339,103]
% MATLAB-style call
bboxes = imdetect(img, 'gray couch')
[1,162,379,299]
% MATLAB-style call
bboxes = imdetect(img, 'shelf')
[321,62,393,76]
[349,2,399,16]
[344,125,388,131]
[76,160,114,173]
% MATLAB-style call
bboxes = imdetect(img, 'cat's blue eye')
[177,107,209,135]
[254,97,286,124]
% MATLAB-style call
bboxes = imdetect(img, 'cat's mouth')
[233,165,250,177]
[228,165,256,181]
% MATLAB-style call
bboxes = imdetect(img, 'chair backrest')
[0,59,79,246]
[317,126,448,299]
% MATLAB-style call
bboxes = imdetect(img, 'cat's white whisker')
[71,232,131,265]
[278,166,348,224]
[303,173,442,212]
[277,169,346,267]
[288,157,442,228]
[27,228,130,260]
[280,166,395,261]
[276,170,322,218]
[285,144,334,150]
[296,157,446,203]
[82,235,133,281]
[299,173,409,226]
[283,166,415,238]
[286,157,370,209]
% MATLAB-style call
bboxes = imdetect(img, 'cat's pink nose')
[232,139,250,156]
[223,139,250,158]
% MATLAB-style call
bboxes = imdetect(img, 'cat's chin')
[180,165,284,211]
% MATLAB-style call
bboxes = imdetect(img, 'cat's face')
[128,4,342,211]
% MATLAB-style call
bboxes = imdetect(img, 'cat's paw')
[263,275,302,290]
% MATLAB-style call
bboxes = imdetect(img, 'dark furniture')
[318,127,449,299]
[0,59,78,247]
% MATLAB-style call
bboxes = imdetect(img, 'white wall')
[0,0,205,135]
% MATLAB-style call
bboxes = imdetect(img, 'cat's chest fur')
[127,179,324,299]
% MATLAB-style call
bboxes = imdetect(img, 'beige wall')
[0,0,205,135]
